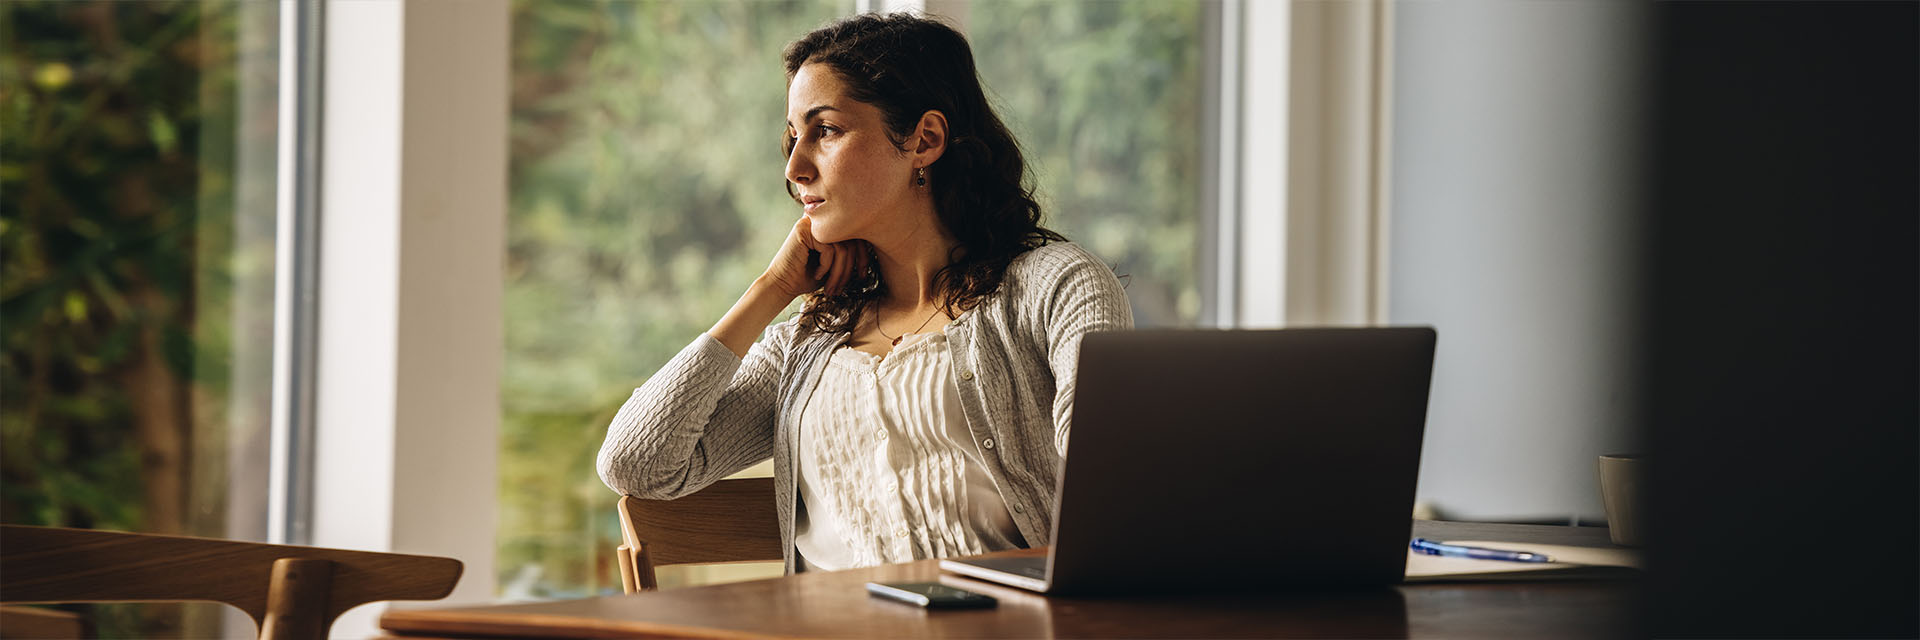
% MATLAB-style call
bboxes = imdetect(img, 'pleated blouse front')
[794,330,1026,571]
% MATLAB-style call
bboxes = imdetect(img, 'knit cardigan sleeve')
[595,322,793,499]
[1023,242,1135,457]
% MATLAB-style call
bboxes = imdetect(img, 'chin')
[808,215,854,244]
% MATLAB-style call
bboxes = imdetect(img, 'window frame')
[269,0,323,549]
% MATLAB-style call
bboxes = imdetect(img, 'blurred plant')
[2,1,275,635]
[5,0,202,540]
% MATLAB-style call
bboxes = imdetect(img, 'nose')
[784,145,815,187]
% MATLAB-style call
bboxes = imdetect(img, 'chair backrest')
[615,477,780,592]
[0,524,461,640]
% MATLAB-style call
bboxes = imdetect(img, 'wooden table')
[382,521,1639,639]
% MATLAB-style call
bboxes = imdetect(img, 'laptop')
[939,327,1437,594]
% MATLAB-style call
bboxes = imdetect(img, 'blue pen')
[1410,538,1553,563]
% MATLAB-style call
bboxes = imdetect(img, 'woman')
[596,13,1131,573]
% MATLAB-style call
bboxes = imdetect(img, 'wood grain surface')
[620,478,783,567]
[618,478,783,591]
[383,521,1638,639]
[0,605,84,639]
[1,524,463,636]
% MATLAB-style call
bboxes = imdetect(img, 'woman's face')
[784,63,917,244]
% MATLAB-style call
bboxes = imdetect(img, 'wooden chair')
[0,605,84,639]
[616,477,781,592]
[0,524,461,640]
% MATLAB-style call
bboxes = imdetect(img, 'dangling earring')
[915,167,927,187]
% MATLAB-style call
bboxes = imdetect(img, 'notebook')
[940,328,1438,594]
[1403,540,1643,582]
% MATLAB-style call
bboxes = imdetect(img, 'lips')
[801,195,825,214]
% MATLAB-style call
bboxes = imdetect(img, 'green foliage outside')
[500,0,1203,599]
[1,1,279,636]
[970,0,1205,326]
[501,0,845,599]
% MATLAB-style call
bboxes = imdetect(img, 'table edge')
[381,607,800,640]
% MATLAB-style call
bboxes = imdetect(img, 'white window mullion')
[269,0,323,547]
[1279,0,1391,327]
[314,0,507,636]
[1238,0,1289,328]
[1201,0,1243,328]
[857,0,968,31]
[1368,0,1395,324]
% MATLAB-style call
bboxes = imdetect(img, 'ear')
[909,110,949,167]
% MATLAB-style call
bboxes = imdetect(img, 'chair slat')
[616,477,780,591]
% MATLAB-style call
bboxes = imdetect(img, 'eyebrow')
[786,105,839,130]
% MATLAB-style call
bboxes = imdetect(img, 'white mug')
[1598,454,1644,546]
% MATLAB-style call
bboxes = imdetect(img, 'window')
[1,1,280,636]
[501,0,844,598]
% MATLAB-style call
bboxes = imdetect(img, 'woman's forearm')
[710,276,798,358]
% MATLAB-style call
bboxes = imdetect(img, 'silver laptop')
[939,328,1437,594]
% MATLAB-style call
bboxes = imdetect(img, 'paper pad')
[1403,540,1642,583]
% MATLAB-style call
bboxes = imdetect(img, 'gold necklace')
[876,307,944,346]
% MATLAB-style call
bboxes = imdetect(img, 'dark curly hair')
[782,12,1066,334]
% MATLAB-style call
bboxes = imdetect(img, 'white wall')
[1389,0,1645,521]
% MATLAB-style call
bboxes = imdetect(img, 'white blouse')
[794,330,1026,571]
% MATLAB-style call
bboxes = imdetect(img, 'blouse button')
[1012,504,1023,514]
[959,370,974,381]
[895,528,909,539]
[982,438,995,449]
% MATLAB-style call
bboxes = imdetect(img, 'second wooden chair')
[615,477,781,592]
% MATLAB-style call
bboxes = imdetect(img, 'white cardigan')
[596,242,1133,572]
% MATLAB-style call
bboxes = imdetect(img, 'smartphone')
[865,581,997,609]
